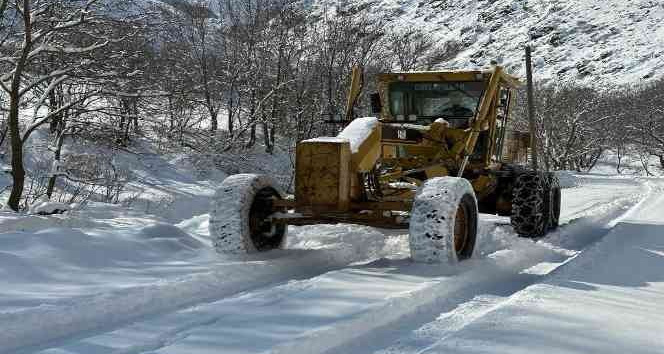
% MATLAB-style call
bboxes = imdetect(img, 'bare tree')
[387,29,435,71]
[0,0,142,210]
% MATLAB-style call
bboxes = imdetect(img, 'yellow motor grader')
[210,65,561,263]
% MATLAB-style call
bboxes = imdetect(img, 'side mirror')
[370,93,382,114]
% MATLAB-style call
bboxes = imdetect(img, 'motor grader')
[210,65,561,263]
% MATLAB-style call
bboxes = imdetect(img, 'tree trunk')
[123,116,131,146]
[246,124,256,148]
[227,91,234,135]
[7,90,25,211]
[46,94,68,199]
[48,88,62,134]
[168,96,174,131]
[46,128,66,199]
[245,90,257,148]
[6,0,32,211]
[209,108,218,132]
[132,100,139,132]
[0,124,8,148]
[640,153,652,176]
[586,148,603,172]
[270,124,275,149]
[262,121,272,154]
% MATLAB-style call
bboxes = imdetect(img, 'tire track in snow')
[2,238,384,354]
[18,177,650,354]
[403,180,664,354]
[284,180,652,354]
[94,276,323,354]
[110,188,639,354]
[371,295,509,354]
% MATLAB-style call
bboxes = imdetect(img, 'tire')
[409,177,478,263]
[548,175,562,230]
[209,174,287,254]
[510,172,549,238]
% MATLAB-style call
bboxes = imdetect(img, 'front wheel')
[209,174,287,254]
[409,177,478,263]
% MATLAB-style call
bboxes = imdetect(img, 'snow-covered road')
[380,179,664,354]
[2,174,662,354]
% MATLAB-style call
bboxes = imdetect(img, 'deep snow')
[377,181,664,354]
[1,168,661,354]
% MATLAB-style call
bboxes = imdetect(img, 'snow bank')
[0,217,402,352]
[28,197,71,215]
[176,213,212,246]
[138,223,206,250]
[337,117,379,153]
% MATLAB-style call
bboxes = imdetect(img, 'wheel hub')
[249,187,286,251]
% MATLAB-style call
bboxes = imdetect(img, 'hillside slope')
[317,0,664,85]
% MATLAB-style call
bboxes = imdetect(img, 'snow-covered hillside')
[149,0,664,85]
[316,0,664,85]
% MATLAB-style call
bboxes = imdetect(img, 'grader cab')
[210,66,561,263]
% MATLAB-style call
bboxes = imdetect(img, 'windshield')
[389,81,485,125]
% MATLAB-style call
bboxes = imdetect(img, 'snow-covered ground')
[1,165,662,353]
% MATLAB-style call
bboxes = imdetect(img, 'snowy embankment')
[0,209,394,354]
[2,173,656,354]
[378,181,664,354]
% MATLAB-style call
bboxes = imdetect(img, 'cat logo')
[397,129,407,140]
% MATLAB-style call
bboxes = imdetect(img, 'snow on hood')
[337,117,379,153]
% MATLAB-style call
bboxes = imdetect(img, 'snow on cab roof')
[384,69,490,75]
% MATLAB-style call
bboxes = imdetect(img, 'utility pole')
[525,46,539,171]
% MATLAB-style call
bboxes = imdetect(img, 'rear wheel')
[548,175,562,230]
[409,177,478,263]
[511,172,550,238]
[209,174,286,254]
